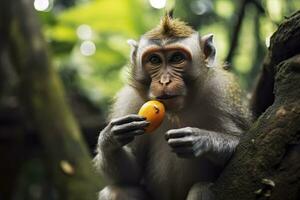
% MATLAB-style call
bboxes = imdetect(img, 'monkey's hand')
[96,114,148,184]
[99,114,149,150]
[165,127,211,158]
[165,127,239,162]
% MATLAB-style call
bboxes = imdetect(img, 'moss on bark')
[1,0,103,199]
[213,11,300,200]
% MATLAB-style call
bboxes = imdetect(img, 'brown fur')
[96,14,253,199]
[144,14,195,39]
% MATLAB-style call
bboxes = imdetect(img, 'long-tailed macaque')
[94,13,251,200]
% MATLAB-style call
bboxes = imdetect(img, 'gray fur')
[95,35,250,200]
[95,80,248,199]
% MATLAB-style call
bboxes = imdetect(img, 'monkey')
[94,13,251,200]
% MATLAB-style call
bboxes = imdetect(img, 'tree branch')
[225,0,250,64]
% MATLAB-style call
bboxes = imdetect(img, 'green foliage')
[37,0,300,107]
[178,0,299,88]
[40,0,163,107]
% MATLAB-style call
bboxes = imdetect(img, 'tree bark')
[213,11,300,200]
[1,0,103,199]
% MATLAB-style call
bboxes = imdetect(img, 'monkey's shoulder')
[208,68,251,130]
[213,68,252,129]
[213,67,240,91]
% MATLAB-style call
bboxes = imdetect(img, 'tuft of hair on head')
[144,11,195,39]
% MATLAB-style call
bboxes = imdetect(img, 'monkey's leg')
[186,182,215,200]
[98,185,150,200]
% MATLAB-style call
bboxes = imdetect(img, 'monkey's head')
[129,13,216,112]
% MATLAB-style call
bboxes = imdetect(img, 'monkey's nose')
[159,74,171,86]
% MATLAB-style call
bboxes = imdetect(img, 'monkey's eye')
[169,52,186,64]
[148,54,162,65]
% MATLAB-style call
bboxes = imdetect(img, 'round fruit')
[138,100,165,133]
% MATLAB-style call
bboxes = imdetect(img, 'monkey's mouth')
[156,94,180,100]
[155,94,185,111]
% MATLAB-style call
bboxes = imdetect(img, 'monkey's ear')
[200,34,216,67]
[127,39,139,64]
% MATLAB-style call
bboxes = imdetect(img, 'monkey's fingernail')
[140,121,150,128]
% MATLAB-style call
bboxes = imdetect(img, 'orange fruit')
[138,100,165,133]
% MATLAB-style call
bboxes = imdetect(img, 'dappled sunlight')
[265,34,271,48]
[32,0,299,105]
[190,0,213,15]
[149,0,166,9]
[266,0,283,22]
[80,40,96,56]
[215,0,234,18]
[1,0,300,199]
[34,0,52,12]
[76,24,93,40]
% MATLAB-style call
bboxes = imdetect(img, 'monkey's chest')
[143,129,217,200]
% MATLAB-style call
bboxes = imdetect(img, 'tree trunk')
[1,0,103,199]
[213,11,300,200]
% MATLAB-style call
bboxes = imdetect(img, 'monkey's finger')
[165,129,192,140]
[167,137,194,147]
[112,121,150,135]
[115,130,144,140]
[111,114,146,126]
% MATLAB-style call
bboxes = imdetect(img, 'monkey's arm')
[95,114,149,184]
[165,127,239,165]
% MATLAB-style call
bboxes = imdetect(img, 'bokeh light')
[215,0,234,18]
[34,0,51,12]
[265,35,271,48]
[149,0,166,9]
[76,24,93,40]
[80,41,96,56]
[190,0,213,15]
[266,0,282,22]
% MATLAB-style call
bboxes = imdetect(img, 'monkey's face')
[130,32,215,112]
[132,35,203,111]
[142,46,191,111]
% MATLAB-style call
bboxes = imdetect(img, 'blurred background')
[0,0,299,199]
